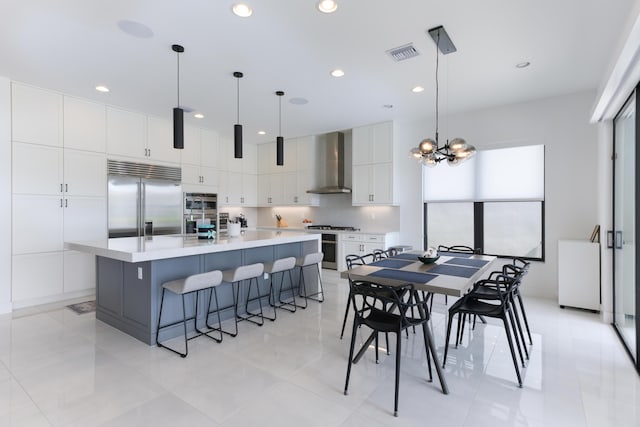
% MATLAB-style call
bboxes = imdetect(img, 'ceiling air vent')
[386,43,419,62]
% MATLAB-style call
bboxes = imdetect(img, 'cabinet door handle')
[65,184,68,193]
[60,183,63,193]
[60,198,63,208]
[148,148,151,157]
[607,230,614,249]
[616,230,623,249]
[65,199,68,208]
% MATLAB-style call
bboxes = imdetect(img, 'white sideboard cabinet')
[558,240,600,311]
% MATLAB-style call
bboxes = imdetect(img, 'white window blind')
[423,144,544,202]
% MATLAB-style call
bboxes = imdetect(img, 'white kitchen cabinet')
[220,171,257,206]
[11,83,62,147]
[352,121,393,165]
[12,252,64,302]
[258,173,285,206]
[558,240,600,311]
[63,149,106,197]
[258,143,275,174]
[106,107,147,159]
[339,233,387,271]
[12,142,63,195]
[63,96,106,152]
[181,126,221,193]
[181,125,219,168]
[147,116,181,164]
[63,197,108,242]
[12,195,64,254]
[352,163,393,205]
[13,143,106,197]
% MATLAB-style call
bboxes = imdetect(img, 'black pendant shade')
[276,90,284,166]
[172,44,185,150]
[173,107,184,149]
[233,71,244,159]
[234,123,243,158]
[276,136,284,166]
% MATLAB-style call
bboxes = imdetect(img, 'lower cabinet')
[339,233,386,271]
[12,251,96,304]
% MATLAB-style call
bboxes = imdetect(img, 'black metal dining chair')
[426,244,476,310]
[340,253,375,339]
[343,281,432,417]
[442,274,524,387]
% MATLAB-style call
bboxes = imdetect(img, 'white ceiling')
[1,0,638,143]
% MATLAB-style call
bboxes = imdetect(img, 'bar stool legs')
[221,263,266,328]
[156,270,224,358]
[264,257,297,316]
[297,252,325,303]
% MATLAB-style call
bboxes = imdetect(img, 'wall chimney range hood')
[307,131,352,194]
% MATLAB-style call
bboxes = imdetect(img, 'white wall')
[0,77,11,313]
[394,90,599,300]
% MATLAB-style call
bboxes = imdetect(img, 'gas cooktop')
[306,225,360,231]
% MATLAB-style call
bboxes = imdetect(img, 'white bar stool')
[296,252,325,303]
[264,256,297,316]
[221,263,266,330]
[155,270,223,358]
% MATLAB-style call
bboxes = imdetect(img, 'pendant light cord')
[278,95,282,135]
[176,50,180,107]
[236,77,240,123]
[435,31,439,147]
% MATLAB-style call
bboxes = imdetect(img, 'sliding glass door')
[613,89,639,367]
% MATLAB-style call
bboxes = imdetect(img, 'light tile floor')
[0,270,639,426]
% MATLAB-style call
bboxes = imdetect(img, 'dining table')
[340,250,497,395]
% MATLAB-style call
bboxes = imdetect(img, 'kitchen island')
[66,231,321,345]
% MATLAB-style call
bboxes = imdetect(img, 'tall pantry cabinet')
[11,83,107,305]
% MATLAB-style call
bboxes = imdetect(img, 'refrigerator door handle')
[139,181,144,237]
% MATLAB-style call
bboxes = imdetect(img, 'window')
[424,145,545,260]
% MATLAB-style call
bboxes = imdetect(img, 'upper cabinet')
[106,108,180,164]
[106,107,147,159]
[11,83,63,147]
[256,136,319,207]
[147,116,181,164]
[352,121,393,166]
[63,96,106,152]
[352,121,397,206]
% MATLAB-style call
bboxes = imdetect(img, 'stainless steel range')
[306,225,359,269]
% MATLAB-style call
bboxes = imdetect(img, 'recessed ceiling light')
[317,0,338,13]
[331,69,345,77]
[258,131,266,135]
[232,3,253,17]
[117,20,154,38]
[95,85,109,93]
[516,61,531,68]
[290,97,309,105]
[412,86,424,93]
[194,113,204,119]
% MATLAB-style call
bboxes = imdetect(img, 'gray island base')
[67,231,321,345]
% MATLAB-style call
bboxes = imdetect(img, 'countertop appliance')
[306,225,360,269]
[184,192,217,235]
[108,160,183,238]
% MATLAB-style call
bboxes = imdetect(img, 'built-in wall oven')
[183,192,217,234]
[321,233,338,269]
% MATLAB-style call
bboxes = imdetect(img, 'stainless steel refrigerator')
[107,160,183,238]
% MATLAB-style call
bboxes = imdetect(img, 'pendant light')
[233,71,243,159]
[172,44,184,149]
[276,90,284,166]
[409,26,476,166]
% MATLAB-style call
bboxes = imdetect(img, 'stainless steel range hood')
[307,131,352,194]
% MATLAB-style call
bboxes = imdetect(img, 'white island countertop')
[66,230,320,263]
